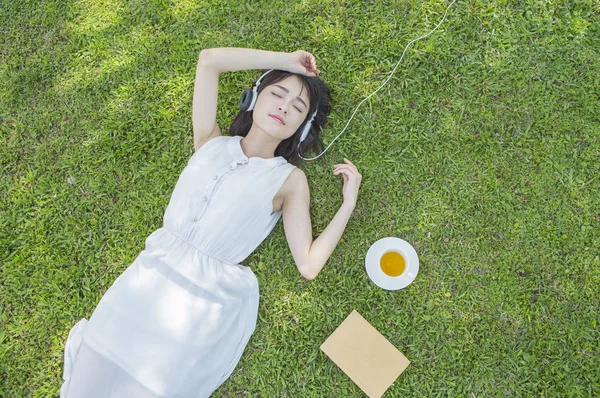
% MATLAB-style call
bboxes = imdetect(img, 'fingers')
[334,169,349,184]
[334,165,351,173]
[333,165,354,173]
[291,50,320,76]
[333,166,359,178]
[335,159,356,168]
[343,158,357,168]
[305,52,319,75]
[334,159,360,174]
[312,58,320,74]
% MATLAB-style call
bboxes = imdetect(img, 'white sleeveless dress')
[60,135,296,397]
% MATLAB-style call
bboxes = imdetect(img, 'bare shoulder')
[281,167,309,203]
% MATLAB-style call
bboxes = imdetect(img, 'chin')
[261,122,293,139]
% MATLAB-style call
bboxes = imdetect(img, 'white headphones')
[240,69,318,144]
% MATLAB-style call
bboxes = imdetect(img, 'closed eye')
[271,92,303,112]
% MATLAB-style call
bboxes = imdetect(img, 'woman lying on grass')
[60,47,362,397]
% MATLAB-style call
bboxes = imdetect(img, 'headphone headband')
[240,69,275,112]
[254,69,274,92]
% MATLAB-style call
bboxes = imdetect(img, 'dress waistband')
[159,227,235,267]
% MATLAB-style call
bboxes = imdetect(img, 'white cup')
[366,237,420,290]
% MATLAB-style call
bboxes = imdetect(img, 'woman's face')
[252,75,311,140]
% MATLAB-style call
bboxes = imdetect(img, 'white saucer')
[365,237,419,290]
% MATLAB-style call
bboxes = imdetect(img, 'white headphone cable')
[298,0,458,161]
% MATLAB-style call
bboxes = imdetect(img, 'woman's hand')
[334,158,362,209]
[284,50,320,76]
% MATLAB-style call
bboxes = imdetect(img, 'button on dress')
[60,135,297,397]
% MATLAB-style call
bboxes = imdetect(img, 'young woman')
[60,47,362,397]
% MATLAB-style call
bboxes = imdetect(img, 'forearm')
[199,47,290,73]
[306,203,355,280]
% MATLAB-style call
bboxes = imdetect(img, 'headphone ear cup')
[240,88,255,112]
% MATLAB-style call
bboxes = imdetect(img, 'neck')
[241,128,281,159]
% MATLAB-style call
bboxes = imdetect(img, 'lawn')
[1,0,599,396]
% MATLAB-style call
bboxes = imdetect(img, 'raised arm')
[192,50,220,150]
[192,48,295,150]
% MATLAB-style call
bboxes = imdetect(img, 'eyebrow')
[273,85,308,108]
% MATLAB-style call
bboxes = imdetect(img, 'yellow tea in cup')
[379,251,406,277]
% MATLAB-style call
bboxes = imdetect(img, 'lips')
[269,114,285,125]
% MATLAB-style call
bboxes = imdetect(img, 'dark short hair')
[229,70,332,165]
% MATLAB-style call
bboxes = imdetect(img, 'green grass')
[1,0,599,396]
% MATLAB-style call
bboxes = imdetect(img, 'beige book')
[320,310,411,398]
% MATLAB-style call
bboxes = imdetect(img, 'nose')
[277,105,288,114]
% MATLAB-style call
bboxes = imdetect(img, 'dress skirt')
[60,228,260,398]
